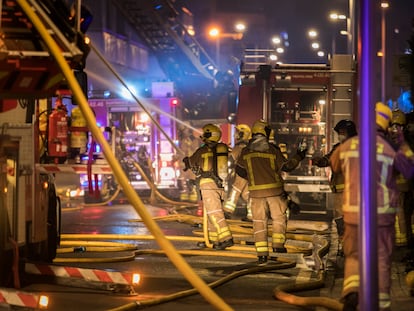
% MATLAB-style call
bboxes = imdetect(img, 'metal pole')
[381,7,386,102]
[359,0,379,310]
[349,0,355,56]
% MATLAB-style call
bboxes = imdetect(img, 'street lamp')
[329,12,347,55]
[380,1,389,103]
[208,24,245,69]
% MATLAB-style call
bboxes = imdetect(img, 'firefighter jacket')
[330,131,414,226]
[235,135,304,198]
[313,142,345,193]
[185,142,228,189]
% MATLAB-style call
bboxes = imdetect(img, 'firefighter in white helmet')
[235,119,307,264]
[224,124,252,220]
[183,124,234,250]
[330,102,414,310]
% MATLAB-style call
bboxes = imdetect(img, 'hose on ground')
[273,232,344,310]
[107,260,297,311]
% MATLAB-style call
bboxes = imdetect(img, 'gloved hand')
[288,199,301,215]
[296,148,308,160]
[183,157,190,171]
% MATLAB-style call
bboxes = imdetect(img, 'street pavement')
[9,198,414,311]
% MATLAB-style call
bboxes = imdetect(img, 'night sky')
[181,0,414,64]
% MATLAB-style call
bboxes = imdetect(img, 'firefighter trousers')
[250,195,288,256]
[200,182,233,244]
[342,222,394,310]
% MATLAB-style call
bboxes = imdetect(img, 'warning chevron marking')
[25,263,132,285]
[0,288,39,309]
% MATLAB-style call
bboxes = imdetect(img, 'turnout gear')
[236,119,306,260]
[186,124,233,248]
[330,127,414,310]
[312,119,358,255]
[224,123,252,219]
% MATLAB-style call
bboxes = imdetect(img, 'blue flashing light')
[397,90,413,113]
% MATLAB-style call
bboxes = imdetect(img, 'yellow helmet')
[201,123,221,143]
[235,124,251,141]
[251,119,271,138]
[391,109,406,126]
[376,102,392,131]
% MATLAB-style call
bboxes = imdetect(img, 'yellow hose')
[273,233,344,310]
[17,1,232,309]
[107,261,296,311]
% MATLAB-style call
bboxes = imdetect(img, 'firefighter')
[224,124,252,220]
[235,119,307,264]
[388,110,414,266]
[312,119,358,255]
[330,102,414,310]
[178,126,201,202]
[183,124,234,250]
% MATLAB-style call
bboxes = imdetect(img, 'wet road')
[9,197,414,311]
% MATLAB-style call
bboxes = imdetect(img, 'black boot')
[343,292,358,311]
[257,256,268,265]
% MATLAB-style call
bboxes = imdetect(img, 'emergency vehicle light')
[38,295,49,309]
[132,273,141,285]
[170,98,179,106]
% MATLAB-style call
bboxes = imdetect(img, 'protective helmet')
[201,123,221,143]
[391,109,406,126]
[376,102,392,131]
[251,119,271,138]
[235,124,251,141]
[334,119,357,137]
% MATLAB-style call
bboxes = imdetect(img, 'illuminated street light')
[308,29,318,38]
[311,42,320,50]
[380,1,389,102]
[272,36,281,45]
[208,24,245,68]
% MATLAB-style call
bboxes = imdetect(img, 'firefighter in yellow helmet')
[388,110,414,260]
[235,119,307,264]
[224,124,252,220]
[183,124,234,250]
[330,102,414,310]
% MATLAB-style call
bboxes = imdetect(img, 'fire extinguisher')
[48,96,68,164]
[70,105,88,163]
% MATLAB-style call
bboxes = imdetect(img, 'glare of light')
[317,51,325,57]
[235,22,246,32]
[187,26,195,36]
[272,36,281,45]
[340,30,349,36]
[269,54,278,61]
[121,85,137,100]
[330,13,346,20]
[311,42,320,49]
[308,30,318,38]
[381,1,389,9]
[319,99,326,105]
[377,51,384,57]
[208,27,220,37]
[276,47,284,53]
[38,295,49,309]
[132,273,141,285]
[140,112,150,123]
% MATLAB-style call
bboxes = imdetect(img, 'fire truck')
[88,89,180,194]
[237,52,357,217]
[0,0,90,295]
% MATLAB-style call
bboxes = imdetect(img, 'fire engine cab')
[237,52,357,218]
